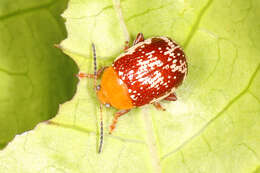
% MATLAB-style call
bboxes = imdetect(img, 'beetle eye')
[105,103,111,108]
[96,85,101,91]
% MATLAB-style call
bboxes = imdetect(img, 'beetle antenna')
[98,104,104,153]
[92,43,104,153]
[92,43,97,88]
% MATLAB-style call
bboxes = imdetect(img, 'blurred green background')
[0,0,78,148]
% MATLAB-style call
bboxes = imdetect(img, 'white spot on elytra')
[163,46,180,57]
[130,95,137,100]
[145,50,155,56]
[128,74,134,80]
[118,71,123,76]
[163,64,169,70]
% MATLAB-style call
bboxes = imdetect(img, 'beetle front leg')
[77,67,108,79]
[109,109,131,134]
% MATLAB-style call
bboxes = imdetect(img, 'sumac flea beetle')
[77,33,188,153]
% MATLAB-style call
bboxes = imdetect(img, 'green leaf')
[1,0,260,172]
[0,0,78,148]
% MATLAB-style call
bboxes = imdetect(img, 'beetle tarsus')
[153,102,166,111]
[54,44,62,49]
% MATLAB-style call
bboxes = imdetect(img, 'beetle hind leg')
[124,33,144,52]
[152,102,166,111]
[133,33,144,45]
[164,93,177,101]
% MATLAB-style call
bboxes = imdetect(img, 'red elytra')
[113,36,187,107]
[78,33,187,152]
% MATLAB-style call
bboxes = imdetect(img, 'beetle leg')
[77,67,108,79]
[133,33,144,45]
[153,102,166,111]
[124,33,144,51]
[164,93,177,101]
[109,109,131,134]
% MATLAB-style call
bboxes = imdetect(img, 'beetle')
[77,33,188,153]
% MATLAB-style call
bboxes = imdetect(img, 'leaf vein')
[248,91,260,105]
[183,0,214,48]
[238,143,260,160]
[46,121,144,144]
[113,0,130,43]
[126,2,174,22]
[0,67,27,76]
